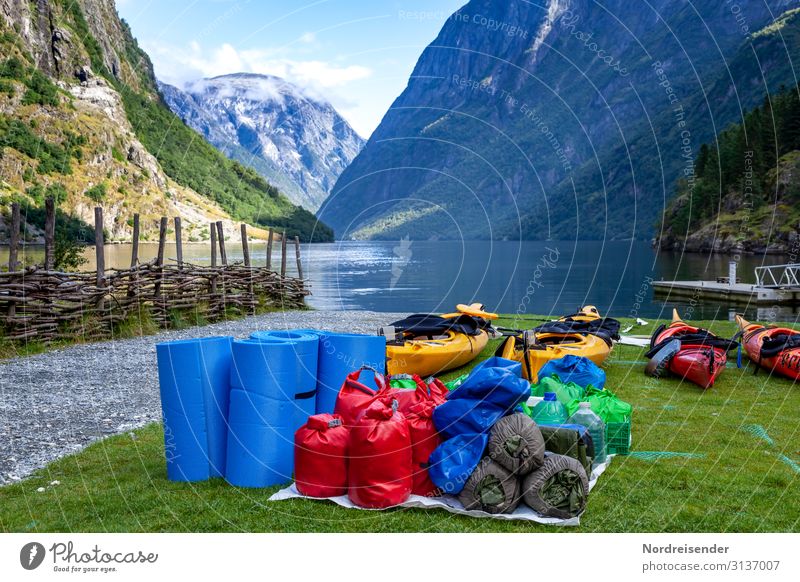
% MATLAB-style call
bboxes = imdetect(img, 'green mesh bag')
[532,375,586,404]
[566,386,632,423]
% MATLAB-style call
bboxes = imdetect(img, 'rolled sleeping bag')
[521,453,589,519]
[313,332,386,414]
[458,457,521,514]
[487,413,545,476]
[249,330,320,430]
[225,339,297,487]
[155,336,233,482]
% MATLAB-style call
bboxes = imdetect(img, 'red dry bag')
[294,414,349,498]
[391,374,430,414]
[348,396,413,508]
[427,377,449,405]
[406,399,441,497]
[334,366,394,426]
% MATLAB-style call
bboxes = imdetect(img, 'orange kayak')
[736,315,800,381]
[646,309,733,389]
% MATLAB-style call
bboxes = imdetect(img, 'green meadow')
[1,316,798,533]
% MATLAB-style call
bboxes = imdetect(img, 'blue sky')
[117,0,467,137]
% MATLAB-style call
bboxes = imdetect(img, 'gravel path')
[0,310,404,485]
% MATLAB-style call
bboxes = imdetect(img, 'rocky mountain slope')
[0,0,331,244]
[320,0,800,241]
[657,69,800,255]
[159,74,364,212]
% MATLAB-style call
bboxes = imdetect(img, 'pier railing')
[1,201,307,344]
[754,264,800,289]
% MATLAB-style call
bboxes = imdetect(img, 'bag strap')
[345,365,388,395]
[306,414,343,431]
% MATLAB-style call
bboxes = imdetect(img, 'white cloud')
[145,40,376,137]
[146,41,371,89]
[298,32,316,44]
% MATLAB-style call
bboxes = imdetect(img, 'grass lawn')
[1,315,799,532]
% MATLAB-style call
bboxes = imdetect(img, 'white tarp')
[269,456,612,526]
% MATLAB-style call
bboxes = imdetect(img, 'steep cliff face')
[320,0,800,240]
[160,74,364,212]
[0,0,331,243]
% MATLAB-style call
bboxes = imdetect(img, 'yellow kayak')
[498,306,618,382]
[385,303,497,377]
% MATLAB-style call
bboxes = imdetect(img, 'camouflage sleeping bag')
[458,457,521,514]
[487,413,545,476]
[539,424,594,477]
[521,454,589,519]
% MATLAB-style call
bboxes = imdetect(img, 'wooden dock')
[652,279,800,304]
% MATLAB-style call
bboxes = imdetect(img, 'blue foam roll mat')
[227,388,294,426]
[313,332,387,414]
[249,330,319,430]
[225,339,297,487]
[155,336,233,482]
[225,422,294,488]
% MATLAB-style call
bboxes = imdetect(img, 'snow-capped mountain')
[159,74,364,211]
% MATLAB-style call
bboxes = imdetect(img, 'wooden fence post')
[94,207,105,310]
[210,222,218,296]
[6,202,20,318]
[130,213,140,268]
[94,207,105,287]
[280,231,287,278]
[294,236,303,279]
[127,213,140,298]
[241,224,250,266]
[241,224,254,313]
[174,217,183,267]
[210,222,217,267]
[7,202,20,272]
[266,228,274,270]
[216,221,227,265]
[44,197,55,271]
[153,217,167,300]
[156,217,168,267]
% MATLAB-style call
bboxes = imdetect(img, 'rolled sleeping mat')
[155,336,233,482]
[249,330,319,430]
[225,339,297,487]
[313,332,387,414]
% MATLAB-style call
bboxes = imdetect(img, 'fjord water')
[2,240,794,320]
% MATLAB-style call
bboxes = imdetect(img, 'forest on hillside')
[662,85,800,248]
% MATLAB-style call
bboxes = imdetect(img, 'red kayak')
[736,315,800,381]
[646,309,732,389]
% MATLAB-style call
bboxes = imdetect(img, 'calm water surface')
[2,240,796,320]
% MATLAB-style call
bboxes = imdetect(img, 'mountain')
[319,0,800,241]
[0,0,332,243]
[159,74,364,213]
[658,78,800,255]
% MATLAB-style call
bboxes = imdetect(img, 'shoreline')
[0,309,405,485]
